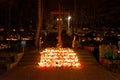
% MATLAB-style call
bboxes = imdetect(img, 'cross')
[51,4,69,47]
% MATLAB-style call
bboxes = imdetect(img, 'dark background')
[0,0,120,28]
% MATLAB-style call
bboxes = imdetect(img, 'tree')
[35,0,42,48]
[7,0,15,37]
[73,0,78,32]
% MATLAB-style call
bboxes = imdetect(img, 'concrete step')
[18,61,39,66]
[75,49,99,65]
[18,55,40,66]
[19,58,40,62]
[17,49,40,66]
[22,54,40,57]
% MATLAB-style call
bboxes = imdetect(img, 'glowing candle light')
[38,48,81,68]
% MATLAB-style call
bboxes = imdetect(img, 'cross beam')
[51,4,69,47]
[51,12,69,14]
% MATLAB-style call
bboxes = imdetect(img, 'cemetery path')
[0,47,120,80]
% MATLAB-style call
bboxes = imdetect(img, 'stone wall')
[0,52,23,71]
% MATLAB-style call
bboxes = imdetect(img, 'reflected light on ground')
[38,48,81,68]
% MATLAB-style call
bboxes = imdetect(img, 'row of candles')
[38,48,81,68]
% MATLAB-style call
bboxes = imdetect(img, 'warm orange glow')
[38,48,81,68]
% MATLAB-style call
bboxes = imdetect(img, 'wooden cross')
[51,4,69,47]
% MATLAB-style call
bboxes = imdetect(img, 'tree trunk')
[35,0,42,48]
[73,0,78,31]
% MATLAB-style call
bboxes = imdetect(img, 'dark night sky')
[0,0,38,27]
[0,0,120,28]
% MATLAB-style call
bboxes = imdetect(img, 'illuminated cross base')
[56,42,62,48]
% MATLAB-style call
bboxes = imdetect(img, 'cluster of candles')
[38,48,81,68]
